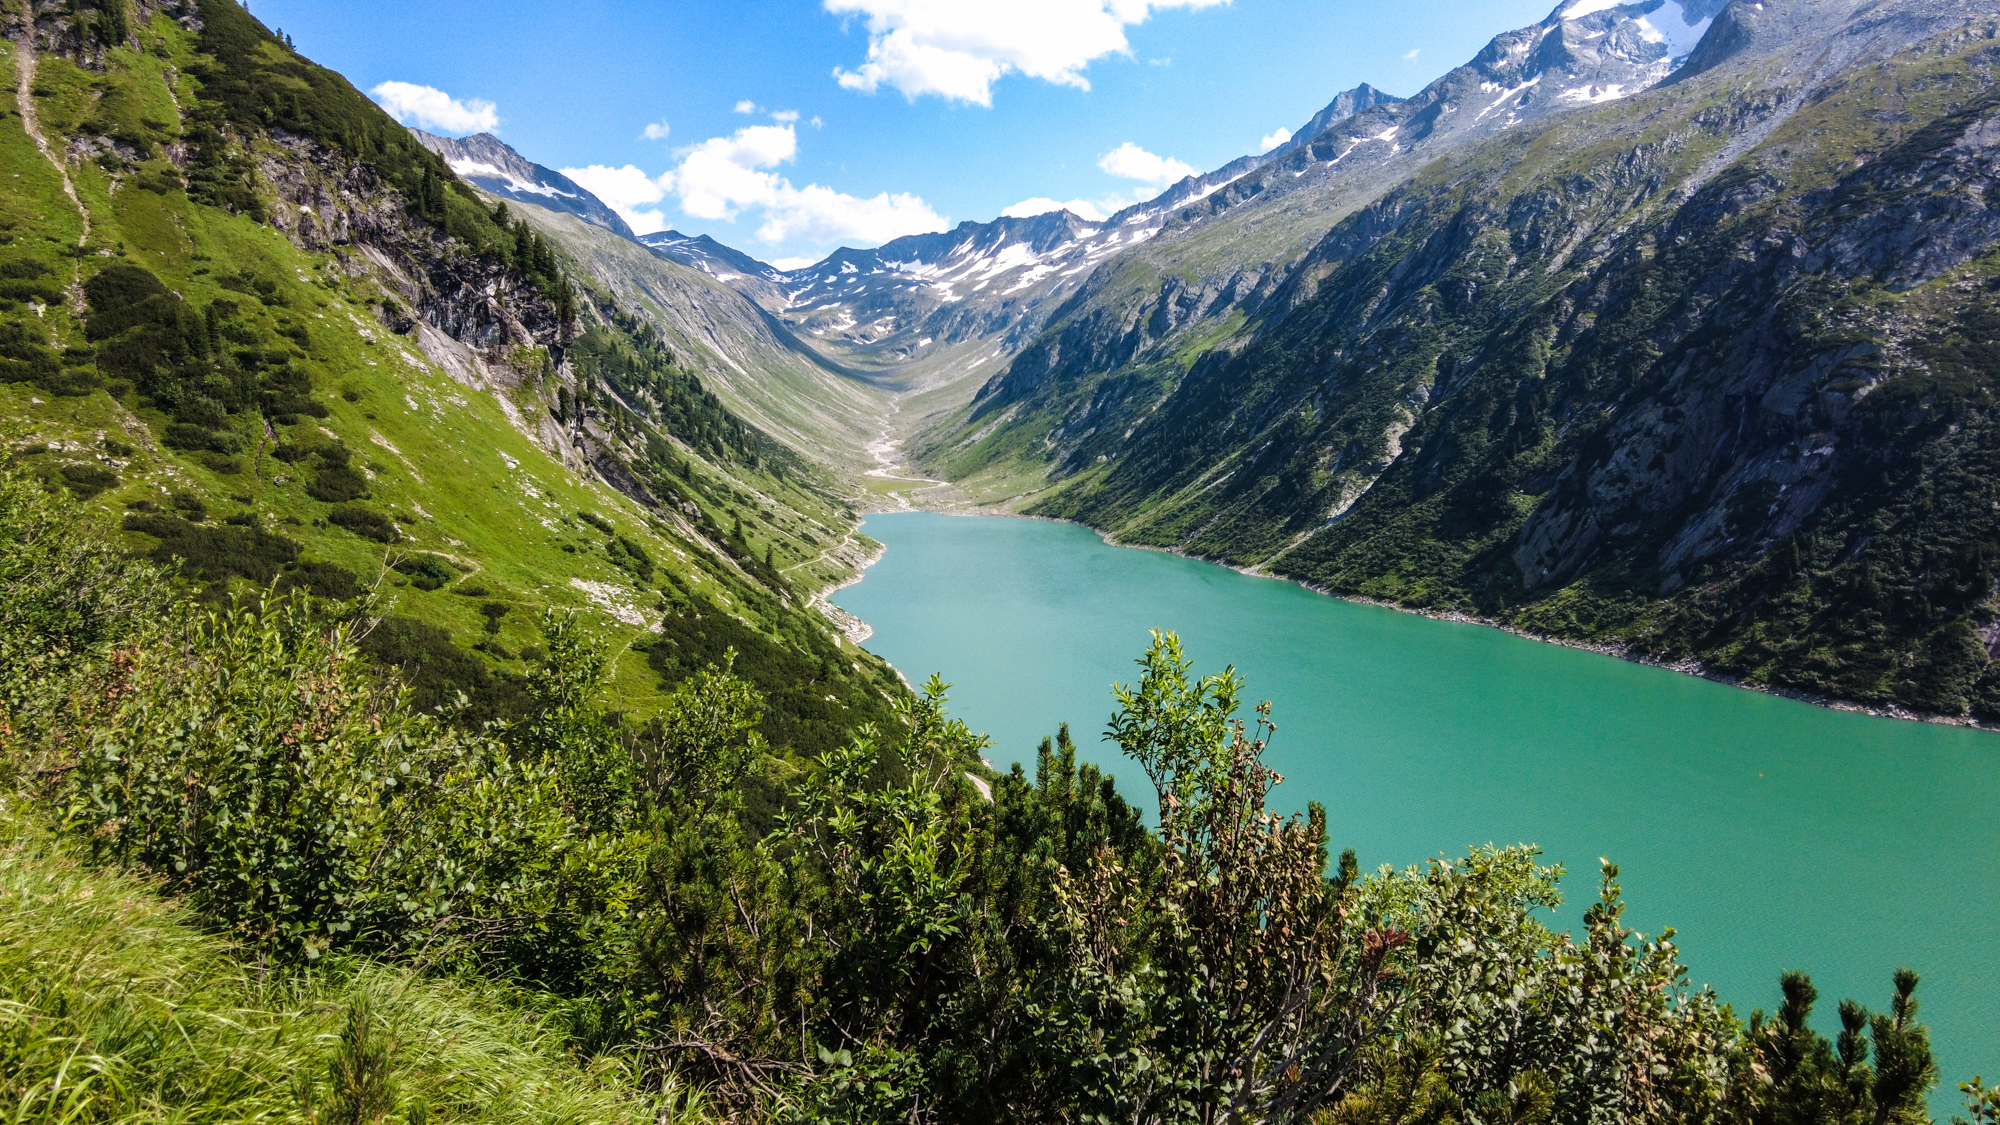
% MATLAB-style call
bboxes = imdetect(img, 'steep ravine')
[912,0,2000,724]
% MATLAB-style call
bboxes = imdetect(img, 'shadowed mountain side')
[413,130,637,239]
[505,199,890,474]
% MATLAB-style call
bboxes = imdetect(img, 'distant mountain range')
[421,0,2000,725]
[412,130,637,239]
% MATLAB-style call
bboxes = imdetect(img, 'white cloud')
[1098,141,1195,186]
[772,256,821,271]
[370,81,498,136]
[733,99,759,114]
[641,119,671,141]
[1258,127,1291,152]
[563,123,948,248]
[1002,185,1158,221]
[562,164,676,235]
[826,0,1230,106]
[1003,197,1108,221]
[772,109,801,123]
[1404,48,1420,59]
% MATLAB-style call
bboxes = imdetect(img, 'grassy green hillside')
[0,0,902,748]
[0,795,711,1124]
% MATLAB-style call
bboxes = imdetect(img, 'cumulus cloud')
[1098,141,1195,186]
[562,164,676,235]
[1258,127,1291,152]
[370,81,498,136]
[1002,185,1160,221]
[826,0,1230,106]
[641,120,671,140]
[771,109,801,123]
[1002,197,1109,221]
[733,99,759,114]
[1404,48,1420,59]
[562,123,947,248]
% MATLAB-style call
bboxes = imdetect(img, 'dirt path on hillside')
[11,19,90,315]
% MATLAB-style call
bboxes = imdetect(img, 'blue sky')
[251,0,1557,267]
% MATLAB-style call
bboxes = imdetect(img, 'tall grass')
[0,796,711,1124]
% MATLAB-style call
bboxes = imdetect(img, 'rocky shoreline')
[916,508,2000,735]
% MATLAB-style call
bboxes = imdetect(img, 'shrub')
[280,559,363,600]
[65,599,617,959]
[164,423,243,454]
[356,615,528,725]
[328,504,397,543]
[308,460,370,502]
[392,553,455,591]
[122,512,300,583]
[57,464,118,499]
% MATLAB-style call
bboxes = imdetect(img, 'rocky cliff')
[925,0,2000,721]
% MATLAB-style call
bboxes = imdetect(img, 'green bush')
[65,598,624,961]
[280,558,363,600]
[328,503,397,543]
[392,552,456,591]
[308,459,370,502]
[0,803,702,1124]
[0,471,1968,1124]
[56,463,117,499]
[122,511,299,582]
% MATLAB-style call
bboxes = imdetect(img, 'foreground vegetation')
[5,472,1998,1123]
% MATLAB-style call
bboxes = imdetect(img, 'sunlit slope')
[917,0,2000,720]
[0,3,900,734]
[512,199,889,474]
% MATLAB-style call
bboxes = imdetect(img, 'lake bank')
[830,511,2000,1112]
[864,505,2000,734]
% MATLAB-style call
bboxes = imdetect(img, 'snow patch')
[1561,83,1630,103]
[1636,1,1710,59]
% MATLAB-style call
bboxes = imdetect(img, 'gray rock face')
[258,133,568,353]
[411,131,636,240]
[926,0,2000,718]
[640,231,784,286]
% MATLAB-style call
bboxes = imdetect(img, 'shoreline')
[807,537,886,645]
[849,506,2000,735]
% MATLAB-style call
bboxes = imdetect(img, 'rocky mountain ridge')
[924,0,2000,721]
[0,0,901,738]
[413,129,637,239]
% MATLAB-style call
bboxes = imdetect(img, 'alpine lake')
[830,511,2000,1109]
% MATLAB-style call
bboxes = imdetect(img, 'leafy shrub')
[164,423,242,454]
[609,534,654,582]
[308,460,370,502]
[328,504,397,543]
[392,553,455,591]
[170,491,209,520]
[65,600,612,959]
[57,463,118,499]
[0,320,82,395]
[0,469,171,758]
[122,512,300,583]
[279,559,363,600]
[356,615,528,725]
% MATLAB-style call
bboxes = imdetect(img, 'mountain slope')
[0,0,902,750]
[512,199,893,474]
[414,129,638,239]
[909,1,1738,487]
[925,0,2000,720]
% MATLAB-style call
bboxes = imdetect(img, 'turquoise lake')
[830,510,2000,1106]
